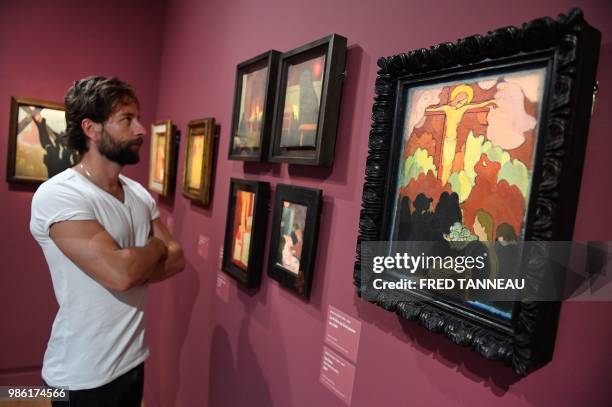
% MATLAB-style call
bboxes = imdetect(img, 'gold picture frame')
[148,120,176,196]
[6,96,76,184]
[182,118,215,205]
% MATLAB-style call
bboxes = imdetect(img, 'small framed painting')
[268,184,322,298]
[222,179,270,288]
[228,50,280,161]
[148,120,177,196]
[182,118,215,205]
[6,97,76,184]
[268,34,347,166]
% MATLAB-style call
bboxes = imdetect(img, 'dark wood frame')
[182,118,215,205]
[6,96,69,184]
[353,8,600,375]
[268,184,322,298]
[148,120,177,196]
[222,178,270,287]
[268,34,347,166]
[228,50,281,161]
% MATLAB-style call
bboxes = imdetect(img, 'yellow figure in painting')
[426,85,497,185]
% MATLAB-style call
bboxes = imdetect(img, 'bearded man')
[30,76,185,406]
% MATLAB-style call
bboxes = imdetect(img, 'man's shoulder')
[32,168,86,207]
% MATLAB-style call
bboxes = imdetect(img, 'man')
[30,76,185,406]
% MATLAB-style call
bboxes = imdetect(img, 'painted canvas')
[148,120,176,196]
[231,190,255,270]
[153,132,166,183]
[279,54,326,148]
[187,132,205,190]
[7,98,76,183]
[276,201,308,275]
[233,66,269,152]
[182,118,215,205]
[391,68,547,318]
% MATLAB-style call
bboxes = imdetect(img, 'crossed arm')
[49,218,185,292]
[146,218,185,283]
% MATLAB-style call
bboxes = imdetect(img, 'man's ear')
[81,118,101,143]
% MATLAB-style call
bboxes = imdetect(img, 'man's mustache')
[127,137,144,147]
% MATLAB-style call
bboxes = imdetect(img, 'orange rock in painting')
[461,155,526,238]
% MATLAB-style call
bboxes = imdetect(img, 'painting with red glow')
[233,66,268,152]
[231,190,255,270]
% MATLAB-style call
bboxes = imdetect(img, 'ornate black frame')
[228,50,281,162]
[222,178,270,288]
[268,34,347,166]
[353,8,600,375]
[268,184,322,299]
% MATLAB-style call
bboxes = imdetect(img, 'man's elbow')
[173,247,186,275]
[109,274,140,292]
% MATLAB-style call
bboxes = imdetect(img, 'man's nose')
[134,119,146,135]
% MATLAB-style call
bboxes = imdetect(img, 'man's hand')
[147,235,169,263]
[145,218,185,283]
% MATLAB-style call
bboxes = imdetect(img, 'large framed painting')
[268,34,347,166]
[6,97,76,184]
[148,120,177,196]
[222,179,270,288]
[228,50,280,161]
[268,184,322,299]
[354,9,600,375]
[182,118,215,205]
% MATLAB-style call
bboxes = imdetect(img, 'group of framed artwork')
[217,33,346,297]
[4,96,217,209]
[229,34,347,166]
[148,117,217,206]
[222,179,322,298]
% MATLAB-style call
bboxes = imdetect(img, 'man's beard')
[97,129,142,165]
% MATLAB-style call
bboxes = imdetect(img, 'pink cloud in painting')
[485,75,541,150]
[405,88,442,139]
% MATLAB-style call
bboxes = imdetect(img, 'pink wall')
[0,0,166,384]
[147,0,612,406]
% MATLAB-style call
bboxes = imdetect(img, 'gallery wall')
[0,0,167,384]
[1,0,611,406]
[146,0,612,406]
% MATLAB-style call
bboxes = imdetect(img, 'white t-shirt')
[30,168,160,390]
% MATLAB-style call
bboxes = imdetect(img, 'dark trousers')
[44,362,144,407]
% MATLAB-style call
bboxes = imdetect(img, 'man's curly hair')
[64,76,139,154]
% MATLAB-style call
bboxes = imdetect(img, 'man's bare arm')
[49,220,168,291]
[146,218,185,283]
